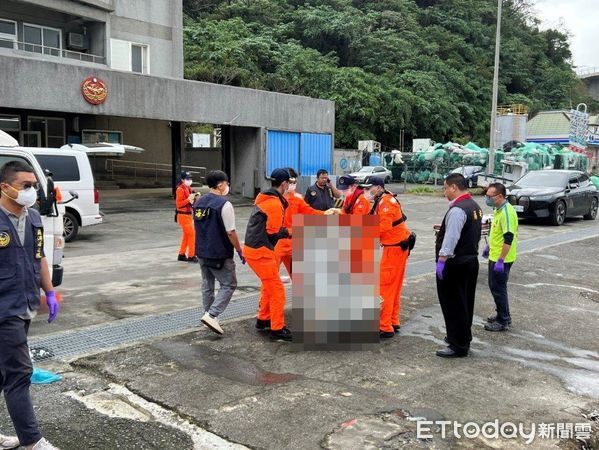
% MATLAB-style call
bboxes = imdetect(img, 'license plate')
[513,205,524,212]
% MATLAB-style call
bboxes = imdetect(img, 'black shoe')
[484,321,509,332]
[270,327,292,342]
[436,347,468,358]
[487,314,512,325]
[177,254,188,262]
[188,256,199,263]
[255,319,271,330]
[393,325,401,333]
[380,330,395,339]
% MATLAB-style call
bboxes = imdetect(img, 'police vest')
[0,208,43,319]
[193,193,234,260]
[435,197,482,262]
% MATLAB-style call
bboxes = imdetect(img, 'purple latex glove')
[435,260,446,280]
[493,259,505,273]
[237,249,246,265]
[482,245,489,259]
[46,291,59,323]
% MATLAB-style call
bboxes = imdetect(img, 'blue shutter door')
[266,130,300,176]
[299,133,332,176]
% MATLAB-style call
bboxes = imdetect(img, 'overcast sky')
[533,0,599,70]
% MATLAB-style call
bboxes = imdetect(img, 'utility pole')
[488,0,503,175]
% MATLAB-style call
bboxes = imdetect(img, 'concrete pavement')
[1,186,598,449]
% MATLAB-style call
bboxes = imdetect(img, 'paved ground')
[1,185,598,449]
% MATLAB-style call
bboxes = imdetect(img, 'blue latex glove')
[482,245,489,259]
[436,260,446,280]
[494,259,505,273]
[46,291,59,323]
[237,249,246,265]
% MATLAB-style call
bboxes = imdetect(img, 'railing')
[105,159,207,184]
[0,38,106,64]
[575,67,599,77]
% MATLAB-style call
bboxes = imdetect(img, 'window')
[35,155,80,182]
[0,19,16,49]
[0,114,20,132]
[28,117,66,147]
[131,43,148,73]
[23,23,61,56]
[110,39,149,74]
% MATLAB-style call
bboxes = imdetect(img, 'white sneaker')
[31,438,60,450]
[201,312,224,335]
[0,434,19,450]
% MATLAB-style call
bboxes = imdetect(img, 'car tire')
[63,211,79,242]
[583,197,598,220]
[550,200,566,226]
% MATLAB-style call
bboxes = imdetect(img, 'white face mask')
[364,190,375,202]
[6,185,37,207]
[288,183,297,192]
[184,179,193,187]
[222,185,230,196]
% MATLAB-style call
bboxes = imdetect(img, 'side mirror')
[38,177,57,216]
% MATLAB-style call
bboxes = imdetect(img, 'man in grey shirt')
[434,173,483,358]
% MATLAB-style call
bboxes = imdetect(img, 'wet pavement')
[1,186,598,449]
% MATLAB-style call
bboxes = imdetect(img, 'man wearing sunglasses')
[0,161,60,450]
[482,183,518,332]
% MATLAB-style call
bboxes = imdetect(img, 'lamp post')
[488,0,503,175]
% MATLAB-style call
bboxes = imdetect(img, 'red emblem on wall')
[81,76,108,105]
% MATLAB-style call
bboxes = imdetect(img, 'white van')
[0,143,65,287]
[30,148,102,242]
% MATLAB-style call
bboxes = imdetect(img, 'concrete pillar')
[170,121,183,195]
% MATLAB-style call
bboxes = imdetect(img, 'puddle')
[153,341,303,386]
[402,306,599,400]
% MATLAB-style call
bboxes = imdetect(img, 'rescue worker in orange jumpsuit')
[336,175,370,215]
[175,171,198,262]
[274,168,326,279]
[366,178,414,339]
[244,168,293,342]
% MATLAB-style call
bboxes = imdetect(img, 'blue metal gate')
[266,130,333,177]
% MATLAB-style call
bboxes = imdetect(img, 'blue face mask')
[485,196,496,207]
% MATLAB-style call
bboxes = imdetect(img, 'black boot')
[177,254,188,262]
[270,327,292,342]
[255,319,271,330]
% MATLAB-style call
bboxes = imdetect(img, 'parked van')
[0,138,65,287]
[30,148,102,242]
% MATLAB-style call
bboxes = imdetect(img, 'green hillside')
[182,0,593,148]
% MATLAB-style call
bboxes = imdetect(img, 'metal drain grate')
[30,286,288,362]
[29,225,599,361]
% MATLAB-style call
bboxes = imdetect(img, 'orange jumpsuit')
[340,188,370,215]
[275,191,324,277]
[244,189,290,331]
[175,183,195,258]
[373,193,411,333]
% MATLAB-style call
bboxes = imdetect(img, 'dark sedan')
[506,170,599,226]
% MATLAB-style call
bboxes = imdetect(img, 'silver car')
[350,166,392,183]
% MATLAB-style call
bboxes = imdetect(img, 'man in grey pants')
[193,170,244,335]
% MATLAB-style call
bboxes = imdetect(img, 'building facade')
[0,0,335,195]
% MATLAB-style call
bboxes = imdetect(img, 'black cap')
[180,171,192,180]
[337,175,356,189]
[365,177,385,187]
[269,168,291,183]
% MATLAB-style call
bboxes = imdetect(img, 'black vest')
[193,193,234,260]
[435,197,482,262]
[244,189,288,250]
[0,208,43,319]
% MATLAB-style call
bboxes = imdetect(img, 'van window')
[35,155,80,182]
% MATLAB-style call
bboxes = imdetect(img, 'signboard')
[569,103,588,150]
[192,133,211,148]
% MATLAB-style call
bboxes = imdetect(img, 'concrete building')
[0,0,335,196]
